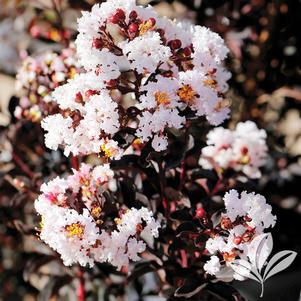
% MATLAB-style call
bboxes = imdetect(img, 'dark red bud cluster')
[108,8,126,24]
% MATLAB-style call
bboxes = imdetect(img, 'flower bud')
[233,236,242,245]
[75,92,83,103]
[195,207,206,218]
[108,15,119,24]
[129,10,138,20]
[157,29,165,37]
[116,8,126,20]
[182,46,192,56]
[168,39,182,50]
[92,38,103,49]
[128,23,139,34]
[108,9,125,24]
[148,18,156,26]
[240,146,249,155]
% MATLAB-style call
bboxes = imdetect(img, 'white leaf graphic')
[263,250,297,281]
[248,233,273,272]
[230,259,262,283]
[257,233,273,272]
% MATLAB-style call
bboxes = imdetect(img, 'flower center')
[139,19,155,35]
[101,144,114,158]
[65,223,85,239]
[155,91,171,106]
[240,154,250,165]
[178,85,196,104]
[223,252,236,262]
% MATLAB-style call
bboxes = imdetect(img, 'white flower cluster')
[41,0,231,157]
[199,121,268,178]
[35,163,160,268]
[203,190,276,280]
[15,47,80,122]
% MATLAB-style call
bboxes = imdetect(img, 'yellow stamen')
[132,138,142,145]
[69,67,77,79]
[139,20,155,35]
[65,223,85,239]
[155,91,170,106]
[92,207,102,219]
[203,78,217,88]
[114,217,122,225]
[39,217,45,230]
[101,144,114,158]
[177,85,196,104]
[240,155,250,165]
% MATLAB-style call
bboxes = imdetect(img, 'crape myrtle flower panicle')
[41,0,231,157]
[203,190,276,280]
[199,121,268,178]
[35,163,160,268]
[15,46,80,122]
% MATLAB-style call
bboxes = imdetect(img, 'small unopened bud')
[108,9,125,24]
[157,29,165,37]
[75,92,83,103]
[92,38,103,49]
[116,8,126,20]
[168,39,182,50]
[128,23,139,33]
[148,18,156,26]
[233,236,242,245]
[240,146,249,155]
[108,14,119,24]
[195,207,206,218]
[129,10,138,20]
[182,46,192,56]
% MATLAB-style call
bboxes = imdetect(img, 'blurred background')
[0,0,300,300]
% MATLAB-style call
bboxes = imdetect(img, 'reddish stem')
[77,268,85,301]
[71,155,79,170]
[158,159,170,217]
[12,151,34,178]
[180,249,188,268]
